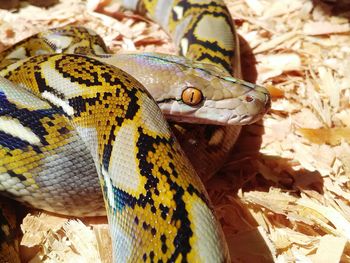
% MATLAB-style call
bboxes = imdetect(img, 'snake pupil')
[190,92,194,102]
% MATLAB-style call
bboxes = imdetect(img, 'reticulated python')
[0,0,270,262]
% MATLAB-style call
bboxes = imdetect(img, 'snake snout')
[227,86,271,125]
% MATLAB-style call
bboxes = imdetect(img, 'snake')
[0,0,270,262]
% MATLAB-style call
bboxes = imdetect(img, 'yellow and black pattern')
[0,26,108,70]
[0,54,230,261]
[0,72,105,216]
[134,0,236,74]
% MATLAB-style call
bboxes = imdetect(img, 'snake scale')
[0,0,270,262]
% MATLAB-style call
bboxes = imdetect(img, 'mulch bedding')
[1,0,350,262]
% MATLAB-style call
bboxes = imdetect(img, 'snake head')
[141,53,271,126]
[99,53,270,126]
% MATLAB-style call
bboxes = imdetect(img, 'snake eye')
[181,87,203,106]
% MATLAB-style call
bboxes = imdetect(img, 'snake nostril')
[245,95,254,102]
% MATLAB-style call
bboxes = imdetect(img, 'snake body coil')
[0,0,271,261]
[0,53,230,261]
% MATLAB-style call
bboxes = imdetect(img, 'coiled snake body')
[0,0,270,262]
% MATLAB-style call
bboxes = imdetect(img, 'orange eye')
[181,87,203,106]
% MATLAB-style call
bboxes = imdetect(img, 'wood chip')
[304,21,350,35]
[311,235,347,263]
[298,127,350,145]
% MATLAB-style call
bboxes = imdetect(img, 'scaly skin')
[0,54,230,262]
[123,0,238,74]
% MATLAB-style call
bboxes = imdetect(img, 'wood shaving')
[298,127,350,145]
[1,0,350,262]
[304,21,350,35]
